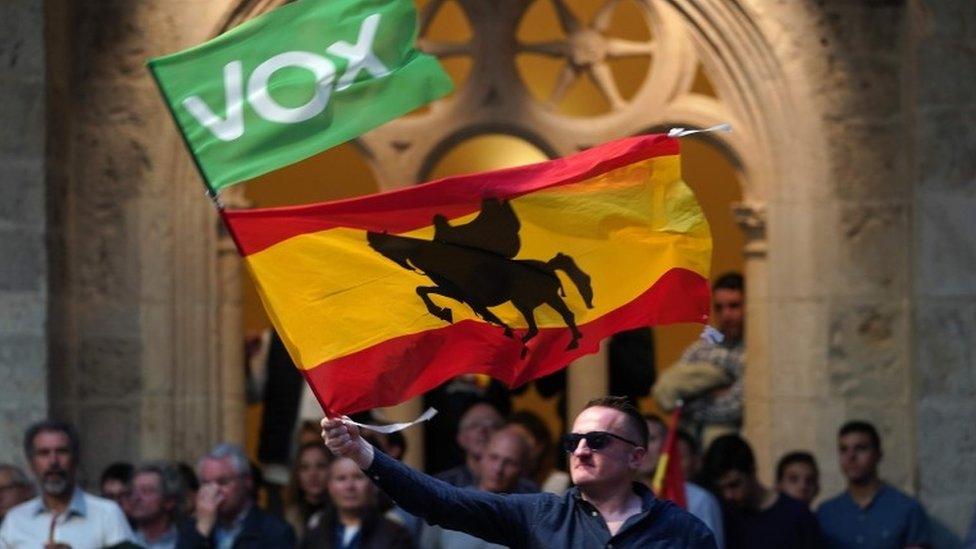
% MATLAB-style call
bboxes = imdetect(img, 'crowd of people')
[1,272,974,548]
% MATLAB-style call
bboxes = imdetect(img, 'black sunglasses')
[561,431,641,453]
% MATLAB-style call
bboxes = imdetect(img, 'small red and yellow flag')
[223,134,712,415]
[653,406,688,508]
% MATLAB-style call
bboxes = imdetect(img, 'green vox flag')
[148,0,453,193]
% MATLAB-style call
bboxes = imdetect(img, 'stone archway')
[212,0,834,477]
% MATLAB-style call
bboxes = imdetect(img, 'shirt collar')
[570,482,657,512]
[31,487,86,517]
[135,524,178,546]
[847,482,888,510]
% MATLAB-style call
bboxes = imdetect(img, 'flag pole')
[147,64,340,419]
[146,64,222,205]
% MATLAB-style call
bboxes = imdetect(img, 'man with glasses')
[130,462,183,549]
[176,443,294,549]
[321,395,716,548]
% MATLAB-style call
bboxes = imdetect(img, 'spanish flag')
[222,134,712,415]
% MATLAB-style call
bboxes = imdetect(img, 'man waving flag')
[222,133,713,415]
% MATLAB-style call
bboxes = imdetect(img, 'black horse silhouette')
[367,199,594,354]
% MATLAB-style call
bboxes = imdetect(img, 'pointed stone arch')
[209,0,842,479]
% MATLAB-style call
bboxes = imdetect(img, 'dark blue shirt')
[365,450,716,548]
[817,484,931,549]
[724,493,823,549]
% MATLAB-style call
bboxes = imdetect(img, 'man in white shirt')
[0,420,134,549]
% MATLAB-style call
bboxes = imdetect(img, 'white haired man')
[176,443,294,548]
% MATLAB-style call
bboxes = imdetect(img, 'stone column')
[566,343,609,419]
[0,1,47,467]
[45,0,243,479]
[907,0,976,535]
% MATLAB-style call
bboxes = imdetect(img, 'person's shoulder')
[877,483,927,512]
[684,482,711,500]
[81,491,127,516]
[816,491,849,513]
[248,506,296,537]
[375,515,412,544]
[433,465,468,484]
[2,496,40,524]
[656,498,712,531]
[774,493,817,520]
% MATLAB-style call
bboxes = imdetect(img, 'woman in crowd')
[285,442,333,538]
[299,456,412,549]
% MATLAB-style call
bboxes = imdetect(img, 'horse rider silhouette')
[367,198,594,356]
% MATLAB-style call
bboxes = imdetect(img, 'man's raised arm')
[320,417,536,548]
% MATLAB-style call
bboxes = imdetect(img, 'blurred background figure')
[424,375,512,474]
[422,428,536,548]
[0,464,34,526]
[434,401,504,486]
[505,410,569,494]
[774,451,819,509]
[178,443,294,548]
[299,456,411,549]
[701,434,821,548]
[284,442,332,538]
[175,462,199,519]
[639,415,724,548]
[130,462,183,549]
[817,421,931,549]
[653,273,745,446]
[101,461,136,524]
[0,420,133,547]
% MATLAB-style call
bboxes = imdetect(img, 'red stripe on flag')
[224,134,678,256]
[300,267,708,415]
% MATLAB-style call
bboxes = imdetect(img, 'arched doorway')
[218,0,825,479]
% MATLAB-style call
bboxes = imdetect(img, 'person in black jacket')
[299,456,411,549]
[176,443,294,549]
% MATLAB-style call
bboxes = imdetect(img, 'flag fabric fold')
[223,133,712,415]
[148,0,452,193]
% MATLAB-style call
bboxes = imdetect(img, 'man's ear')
[629,446,647,469]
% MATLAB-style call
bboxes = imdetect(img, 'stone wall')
[750,0,976,538]
[0,0,46,468]
[909,0,976,538]
[742,0,916,499]
[44,0,244,483]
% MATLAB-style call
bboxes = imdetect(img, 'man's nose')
[572,440,592,456]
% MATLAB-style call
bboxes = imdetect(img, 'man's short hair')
[775,451,818,482]
[197,443,251,477]
[100,462,134,486]
[459,400,502,430]
[136,462,185,508]
[0,463,31,487]
[838,420,881,453]
[508,410,552,448]
[701,434,755,482]
[675,430,700,457]
[712,272,744,293]
[175,462,199,492]
[583,396,649,447]
[23,419,80,461]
